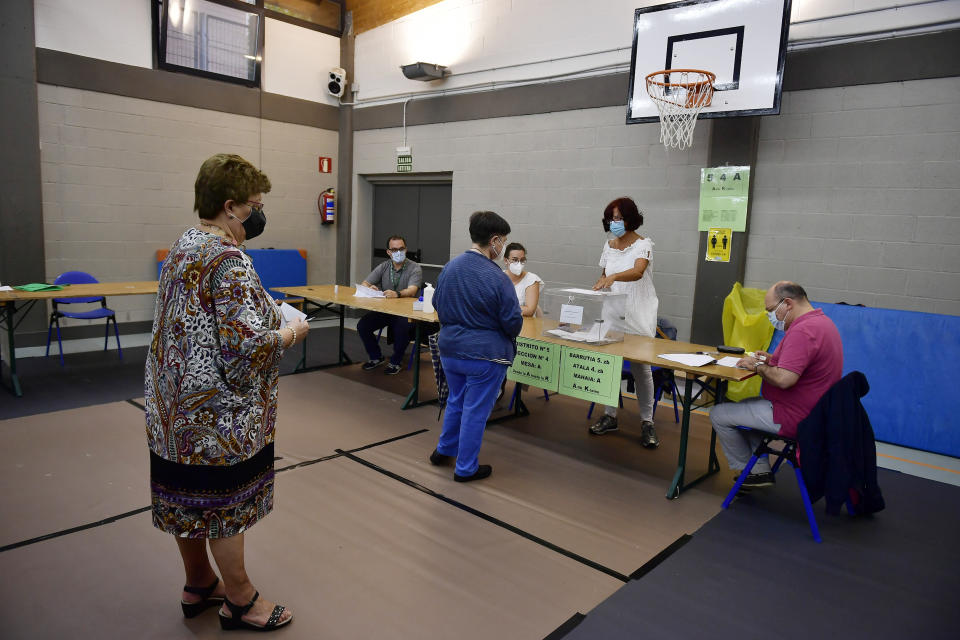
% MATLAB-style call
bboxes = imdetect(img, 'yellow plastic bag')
[722,282,774,402]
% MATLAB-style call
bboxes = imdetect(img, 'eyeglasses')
[247,200,264,212]
[506,258,526,264]
[766,298,785,314]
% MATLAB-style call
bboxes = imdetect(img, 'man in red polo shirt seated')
[710,281,843,488]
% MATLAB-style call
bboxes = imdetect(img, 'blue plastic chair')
[45,271,122,366]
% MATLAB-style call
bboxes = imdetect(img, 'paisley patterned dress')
[145,227,284,538]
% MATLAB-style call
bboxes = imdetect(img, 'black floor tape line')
[336,449,632,584]
[543,612,587,640]
[276,429,429,473]
[0,506,152,554]
[628,533,692,580]
[0,429,428,554]
[125,398,145,411]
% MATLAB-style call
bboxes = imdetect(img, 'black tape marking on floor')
[0,429,428,554]
[276,429,429,473]
[543,612,586,640]
[0,506,152,554]
[628,533,692,580]
[336,449,631,584]
[125,398,145,411]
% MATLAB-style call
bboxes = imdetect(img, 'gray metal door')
[372,184,451,290]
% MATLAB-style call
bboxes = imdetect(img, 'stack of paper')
[278,302,307,328]
[353,283,385,298]
[658,353,716,367]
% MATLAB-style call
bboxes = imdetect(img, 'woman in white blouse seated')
[503,242,542,317]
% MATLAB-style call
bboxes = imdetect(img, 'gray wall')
[38,84,339,327]
[353,110,711,339]
[353,76,960,340]
[0,0,46,334]
[747,78,960,314]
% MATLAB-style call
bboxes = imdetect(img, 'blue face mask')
[609,220,626,237]
[391,250,406,264]
[767,300,785,331]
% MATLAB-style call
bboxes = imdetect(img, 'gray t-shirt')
[365,259,422,294]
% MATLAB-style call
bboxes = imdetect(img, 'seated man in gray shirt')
[358,235,423,375]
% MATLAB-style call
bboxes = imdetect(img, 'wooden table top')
[520,318,754,382]
[273,285,440,323]
[276,284,753,382]
[0,281,159,302]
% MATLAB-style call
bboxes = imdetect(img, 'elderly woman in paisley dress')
[145,154,308,632]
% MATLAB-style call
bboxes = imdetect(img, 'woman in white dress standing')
[503,243,542,317]
[589,197,660,448]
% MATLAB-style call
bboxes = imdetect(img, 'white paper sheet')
[0,285,12,291]
[558,287,604,296]
[559,304,584,325]
[353,283,385,298]
[278,302,307,328]
[713,356,743,368]
[658,353,717,367]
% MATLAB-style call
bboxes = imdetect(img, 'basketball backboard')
[626,0,791,124]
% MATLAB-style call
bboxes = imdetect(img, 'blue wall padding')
[765,303,960,457]
[158,249,306,300]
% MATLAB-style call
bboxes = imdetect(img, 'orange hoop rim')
[645,69,716,89]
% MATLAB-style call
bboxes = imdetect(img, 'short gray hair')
[774,281,808,301]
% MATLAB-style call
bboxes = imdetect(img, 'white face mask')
[489,237,504,260]
[508,261,524,276]
[767,299,786,331]
[390,249,406,264]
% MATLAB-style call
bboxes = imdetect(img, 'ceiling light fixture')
[400,62,448,81]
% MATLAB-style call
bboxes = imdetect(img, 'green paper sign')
[699,166,750,231]
[507,337,560,392]
[558,346,623,406]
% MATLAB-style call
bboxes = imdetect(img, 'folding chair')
[721,430,856,544]
[46,271,122,366]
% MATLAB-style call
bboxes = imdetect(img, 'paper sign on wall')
[507,338,560,391]
[558,346,623,406]
[705,227,732,262]
[699,166,750,231]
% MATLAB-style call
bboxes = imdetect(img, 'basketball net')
[645,70,716,151]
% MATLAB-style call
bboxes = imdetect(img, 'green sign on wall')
[698,165,750,231]
[507,337,560,391]
[558,346,623,406]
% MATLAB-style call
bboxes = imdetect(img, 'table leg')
[401,321,422,410]
[667,375,723,499]
[667,376,694,499]
[1,303,23,397]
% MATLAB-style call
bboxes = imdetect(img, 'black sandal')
[219,590,291,632]
[181,577,224,618]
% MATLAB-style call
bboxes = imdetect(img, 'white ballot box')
[540,287,627,345]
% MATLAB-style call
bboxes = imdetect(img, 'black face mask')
[239,206,267,240]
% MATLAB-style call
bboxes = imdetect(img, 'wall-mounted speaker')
[327,67,346,97]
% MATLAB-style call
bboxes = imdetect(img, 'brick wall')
[38,84,338,326]
[353,107,711,340]
[747,77,960,314]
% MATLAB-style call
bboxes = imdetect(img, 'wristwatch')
[754,361,762,373]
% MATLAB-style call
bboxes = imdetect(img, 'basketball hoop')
[645,69,716,151]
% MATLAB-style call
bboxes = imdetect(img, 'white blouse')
[508,271,543,311]
[599,237,659,337]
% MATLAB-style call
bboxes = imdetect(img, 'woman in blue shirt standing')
[429,211,523,482]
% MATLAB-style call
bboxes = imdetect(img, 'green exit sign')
[396,146,412,173]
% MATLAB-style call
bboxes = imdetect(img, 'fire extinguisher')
[319,189,335,224]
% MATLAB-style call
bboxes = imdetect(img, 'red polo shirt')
[762,308,843,438]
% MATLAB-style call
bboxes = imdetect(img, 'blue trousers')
[357,312,411,366]
[437,356,507,476]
